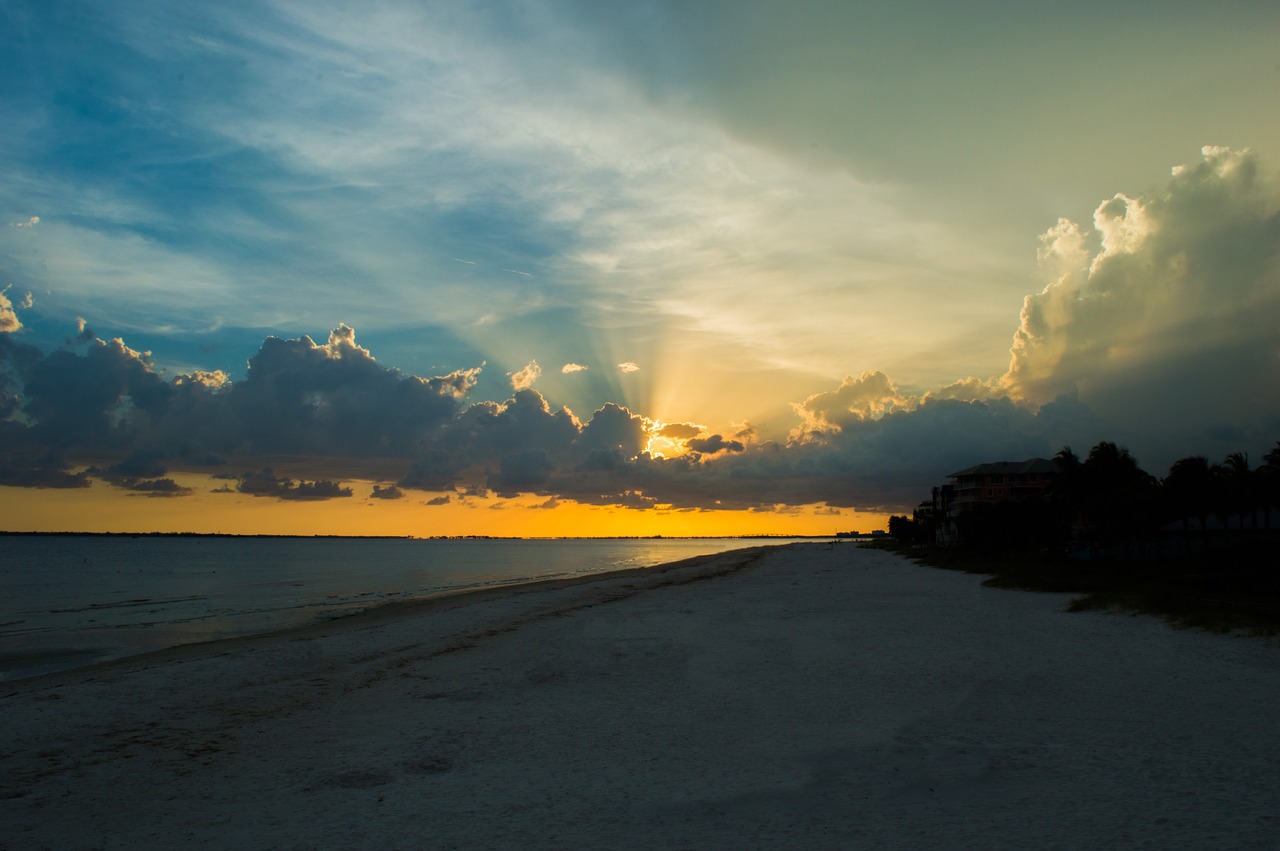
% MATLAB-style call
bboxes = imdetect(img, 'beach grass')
[872,539,1280,635]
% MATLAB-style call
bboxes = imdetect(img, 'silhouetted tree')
[1260,441,1280,531]
[1047,446,1084,545]
[888,515,918,542]
[1164,456,1214,552]
[1079,442,1160,559]
[1214,451,1264,540]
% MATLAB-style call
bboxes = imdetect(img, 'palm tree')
[1164,456,1214,552]
[1047,446,1084,546]
[1081,442,1160,559]
[1217,452,1256,537]
[1260,441,1280,531]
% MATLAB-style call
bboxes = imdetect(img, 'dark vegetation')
[884,440,1280,634]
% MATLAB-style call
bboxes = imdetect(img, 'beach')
[2,543,1277,848]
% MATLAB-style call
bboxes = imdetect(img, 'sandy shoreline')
[3,543,1278,848]
[2,546,771,695]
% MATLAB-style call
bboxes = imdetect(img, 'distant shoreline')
[0,531,848,540]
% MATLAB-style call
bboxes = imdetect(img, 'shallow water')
[0,535,812,680]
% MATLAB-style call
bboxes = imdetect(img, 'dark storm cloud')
[90,450,194,496]
[0,319,480,500]
[578,403,647,456]
[487,449,555,497]
[121,478,191,497]
[685,435,744,455]
[224,326,480,457]
[231,468,353,501]
[0,449,90,489]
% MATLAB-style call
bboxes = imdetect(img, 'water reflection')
[2,536,818,680]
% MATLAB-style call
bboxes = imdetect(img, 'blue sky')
[2,0,1279,528]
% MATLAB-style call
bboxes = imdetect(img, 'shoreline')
[5,543,1277,848]
[2,544,776,696]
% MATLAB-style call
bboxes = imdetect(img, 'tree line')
[890,440,1280,559]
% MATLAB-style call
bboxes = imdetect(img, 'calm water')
[0,536,811,681]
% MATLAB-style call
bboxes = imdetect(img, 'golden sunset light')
[0,3,1277,537]
[5,5,1280,845]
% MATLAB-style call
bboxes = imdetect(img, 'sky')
[2,0,1279,536]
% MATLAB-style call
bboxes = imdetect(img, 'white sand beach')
[3,543,1277,849]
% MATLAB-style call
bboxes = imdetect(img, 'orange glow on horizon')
[0,473,888,539]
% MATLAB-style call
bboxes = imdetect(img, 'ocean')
[1,535,814,682]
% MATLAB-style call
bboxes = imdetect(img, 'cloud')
[509,359,542,391]
[686,434,745,456]
[561,363,588,374]
[122,478,192,497]
[231,468,353,501]
[370,484,404,500]
[0,321,482,489]
[217,325,480,457]
[9,216,38,228]
[578,403,647,456]
[657,422,702,440]
[424,495,452,506]
[791,371,916,439]
[0,451,90,489]
[174,370,229,391]
[487,448,554,497]
[0,291,20,333]
[1003,145,1280,455]
[2,143,1277,517]
[922,377,1004,404]
[617,362,640,373]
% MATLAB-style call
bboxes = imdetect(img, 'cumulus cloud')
[561,363,588,374]
[922,377,1004,403]
[578,403,647,456]
[0,321,483,490]
[791,371,916,439]
[174,370,230,391]
[10,216,39,228]
[487,448,554,496]
[219,325,480,456]
[617,362,640,373]
[0,291,20,333]
[509,359,541,391]
[0,314,1105,512]
[1003,145,1280,454]
[370,484,404,500]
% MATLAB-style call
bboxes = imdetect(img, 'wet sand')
[2,543,1277,848]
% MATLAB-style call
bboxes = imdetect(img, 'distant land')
[0,531,852,540]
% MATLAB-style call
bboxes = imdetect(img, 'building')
[932,458,1059,545]
[947,458,1060,508]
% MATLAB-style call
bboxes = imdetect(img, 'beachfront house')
[930,458,1060,546]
